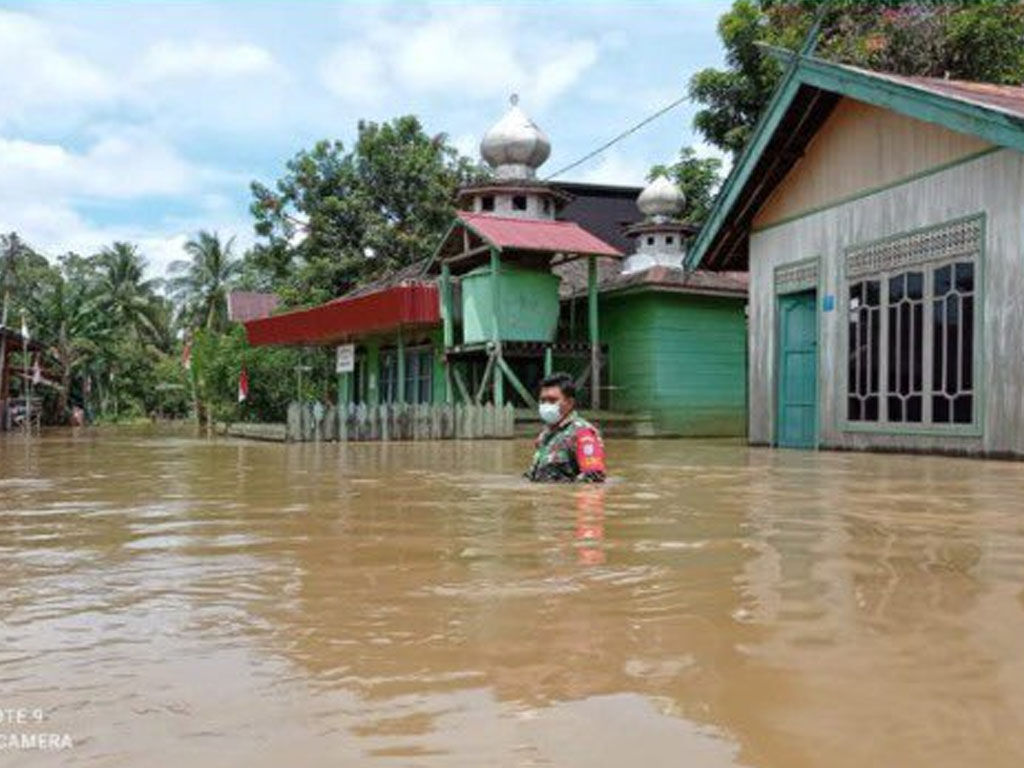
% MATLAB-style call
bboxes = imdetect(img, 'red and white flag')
[238,367,249,403]
[31,356,42,385]
[181,341,192,370]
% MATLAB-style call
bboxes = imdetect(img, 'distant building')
[688,54,1024,456]
[0,326,46,431]
[245,97,748,436]
[227,291,279,323]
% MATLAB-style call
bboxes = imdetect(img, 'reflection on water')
[2,429,1024,767]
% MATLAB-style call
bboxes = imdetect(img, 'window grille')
[404,348,433,405]
[775,260,818,293]
[844,217,981,429]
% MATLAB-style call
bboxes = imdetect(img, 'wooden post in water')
[396,328,406,405]
[587,255,600,411]
[441,262,454,404]
[489,248,504,406]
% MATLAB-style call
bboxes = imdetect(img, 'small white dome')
[480,94,551,179]
[637,175,685,218]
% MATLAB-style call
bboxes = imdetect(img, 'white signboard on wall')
[335,344,355,374]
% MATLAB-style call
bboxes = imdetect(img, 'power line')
[543,92,690,181]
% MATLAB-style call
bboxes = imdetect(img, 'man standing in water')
[525,372,606,483]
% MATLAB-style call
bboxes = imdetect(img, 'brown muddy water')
[1,428,1024,767]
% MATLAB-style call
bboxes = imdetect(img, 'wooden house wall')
[753,98,992,229]
[748,147,1024,454]
[601,292,747,436]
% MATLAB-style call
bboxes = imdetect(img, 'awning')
[244,282,440,347]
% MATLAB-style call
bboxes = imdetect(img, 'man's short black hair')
[540,371,576,399]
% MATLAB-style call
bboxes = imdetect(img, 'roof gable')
[688,56,1024,271]
[753,97,992,230]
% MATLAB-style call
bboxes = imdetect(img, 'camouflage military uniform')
[526,412,606,483]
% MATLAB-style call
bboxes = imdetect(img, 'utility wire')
[543,93,690,181]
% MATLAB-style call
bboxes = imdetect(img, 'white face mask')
[538,402,562,425]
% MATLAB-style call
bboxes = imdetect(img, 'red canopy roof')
[244,282,439,347]
[457,211,622,257]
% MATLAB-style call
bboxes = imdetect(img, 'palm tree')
[34,275,108,419]
[167,231,241,333]
[94,242,166,345]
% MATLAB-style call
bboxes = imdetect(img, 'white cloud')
[137,40,277,82]
[0,10,114,124]
[693,139,733,176]
[320,43,386,103]
[572,151,650,186]
[0,131,247,277]
[0,194,253,279]
[449,132,480,160]
[0,131,199,200]
[319,5,601,109]
[532,41,599,108]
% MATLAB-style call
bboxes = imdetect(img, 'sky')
[0,1,732,277]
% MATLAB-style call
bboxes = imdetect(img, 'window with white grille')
[844,216,981,429]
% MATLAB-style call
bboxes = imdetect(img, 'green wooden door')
[777,291,818,449]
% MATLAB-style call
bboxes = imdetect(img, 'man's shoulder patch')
[575,428,605,473]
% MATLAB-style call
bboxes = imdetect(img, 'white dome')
[637,175,685,219]
[480,95,551,179]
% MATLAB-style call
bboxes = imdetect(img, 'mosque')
[245,97,748,437]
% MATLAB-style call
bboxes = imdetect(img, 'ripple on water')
[2,433,1024,767]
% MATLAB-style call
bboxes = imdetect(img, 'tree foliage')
[249,115,481,306]
[2,236,180,424]
[167,230,242,333]
[691,0,1024,156]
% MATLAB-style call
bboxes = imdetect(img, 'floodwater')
[2,430,1024,767]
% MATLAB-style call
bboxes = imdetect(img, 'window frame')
[403,345,434,405]
[840,214,985,437]
[379,348,400,404]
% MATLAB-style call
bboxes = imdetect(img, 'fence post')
[483,403,495,438]
[287,402,301,441]
[356,402,368,441]
[503,402,515,437]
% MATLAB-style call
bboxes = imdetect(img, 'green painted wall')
[429,328,447,403]
[600,291,747,436]
[461,263,560,344]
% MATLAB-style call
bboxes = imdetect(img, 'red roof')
[458,211,622,257]
[244,282,439,347]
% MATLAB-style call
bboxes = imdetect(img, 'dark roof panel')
[554,181,644,253]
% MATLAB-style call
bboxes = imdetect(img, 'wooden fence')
[285,402,515,442]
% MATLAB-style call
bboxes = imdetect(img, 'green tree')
[33,262,106,418]
[691,0,1024,156]
[167,230,242,333]
[250,115,480,306]
[94,242,167,347]
[649,147,724,226]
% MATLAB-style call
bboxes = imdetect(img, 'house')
[687,53,1024,456]
[0,325,46,431]
[245,97,748,437]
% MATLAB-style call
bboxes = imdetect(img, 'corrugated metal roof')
[227,292,280,323]
[458,211,622,257]
[857,68,1024,121]
[558,264,748,298]
[244,283,439,347]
